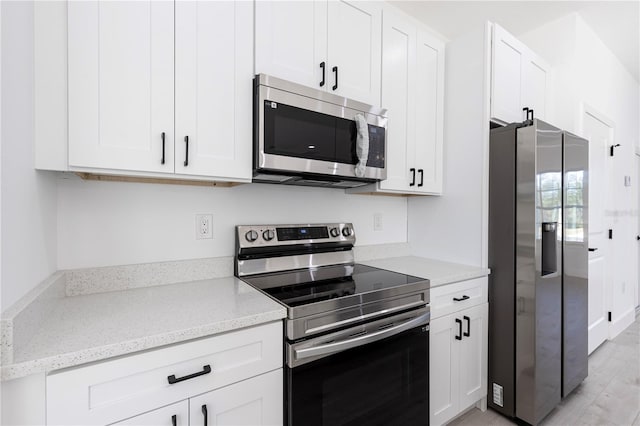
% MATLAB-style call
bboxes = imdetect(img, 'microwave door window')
[264,102,337,162]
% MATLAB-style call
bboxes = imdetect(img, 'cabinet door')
[255,1,328,90]
[458,303,488,410]
[429,315,459,426]
[68,1,174,173]
[491,24,524,124]
[113,401,189,426]
[378,9,414,191]
[327,0,381,105]
[190,369,283,426]
[175,1,252,180]
[413,29,444,194]
[522,53,549,122]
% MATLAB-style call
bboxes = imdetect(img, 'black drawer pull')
[202,404,208,426]
[463,315,471,337]
[184,135,190,167]
[172,415,177,426]
[455,318,462,340]
[319,62,326,87]
[453,295,470,302]
[167,365,211,384]
[161,132,166,165]
[588,247,598,252]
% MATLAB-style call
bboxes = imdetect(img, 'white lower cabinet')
[46,322,282,426]
[430,278,488,426]
[113,401,190,426]
[190,369,282,426]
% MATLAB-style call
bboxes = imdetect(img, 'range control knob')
[342,227,352,237]
[263,229,275,241]
[330,227,340,238]
[245,230,259,242]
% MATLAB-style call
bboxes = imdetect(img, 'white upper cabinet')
[255,1,327,90]
[327,1,381,105]
[350,6,444,196]
[175,1,252,180]
[68,1,175,173]
[66,1,251,182]
[255,0,381,106]
[413,28,444,194]
[491,23,549,124]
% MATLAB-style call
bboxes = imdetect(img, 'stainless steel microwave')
[253,74,387,188]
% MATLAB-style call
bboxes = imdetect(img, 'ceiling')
[390,1,640,83]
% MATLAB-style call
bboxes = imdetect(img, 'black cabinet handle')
[167,365,211,384]
[332,66,338,90]
[202,404,208,426]
[161,132,166,165]
[588,248,598,252]
[172,415,177,426]
[455,318,462,340]
[184,135,189,167]
[463,315,471,337]
[418,169,424,187]
[453,295,470,302]
[637,236,640,241]
[409,168,416,186]
[319,62,326,87]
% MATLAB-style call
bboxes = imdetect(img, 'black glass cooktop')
[241,264,426,308]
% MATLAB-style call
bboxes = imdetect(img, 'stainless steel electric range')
[235,223,431,426]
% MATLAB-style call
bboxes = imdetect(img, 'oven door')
[256,84,386,181]
[286,308,429,426]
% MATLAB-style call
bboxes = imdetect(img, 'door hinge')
[608,311,612,322]
[609,229,613,239]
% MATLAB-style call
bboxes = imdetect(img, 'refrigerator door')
[515,120,563,425]
[562,132,589,397]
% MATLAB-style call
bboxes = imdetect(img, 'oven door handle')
[294,311,430,361]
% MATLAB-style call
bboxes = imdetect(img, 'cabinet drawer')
[47,321,282,426]
[430,277,487,319]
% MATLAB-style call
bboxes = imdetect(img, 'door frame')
[636,146,640,309]
[579,103,615,353]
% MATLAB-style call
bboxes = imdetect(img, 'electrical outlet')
[624,176,631,186]
[373,213,383,231]
[196,214,213,239]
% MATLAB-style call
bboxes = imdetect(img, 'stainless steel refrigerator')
[488,119,589,425]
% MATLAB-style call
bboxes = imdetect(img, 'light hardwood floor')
[449,316,640,426]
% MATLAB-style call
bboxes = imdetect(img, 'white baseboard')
[610,307,636,339]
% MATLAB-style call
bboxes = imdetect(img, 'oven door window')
[287,325,428,426]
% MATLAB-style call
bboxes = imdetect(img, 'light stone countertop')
[1,277,285,381]
[359,256,490,286]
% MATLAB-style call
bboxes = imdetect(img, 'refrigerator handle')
[541,222,558,276]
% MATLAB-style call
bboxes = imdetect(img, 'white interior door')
[637,153,640,308]
[583,109,613,354]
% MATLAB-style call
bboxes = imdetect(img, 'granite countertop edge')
[0,306,286,381]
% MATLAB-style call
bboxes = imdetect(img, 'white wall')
[57,177,408,269]
[1,2,57,312]
[407,23,489,267]
[521,13,639,327]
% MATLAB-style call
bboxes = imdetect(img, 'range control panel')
[236,223,355,249]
